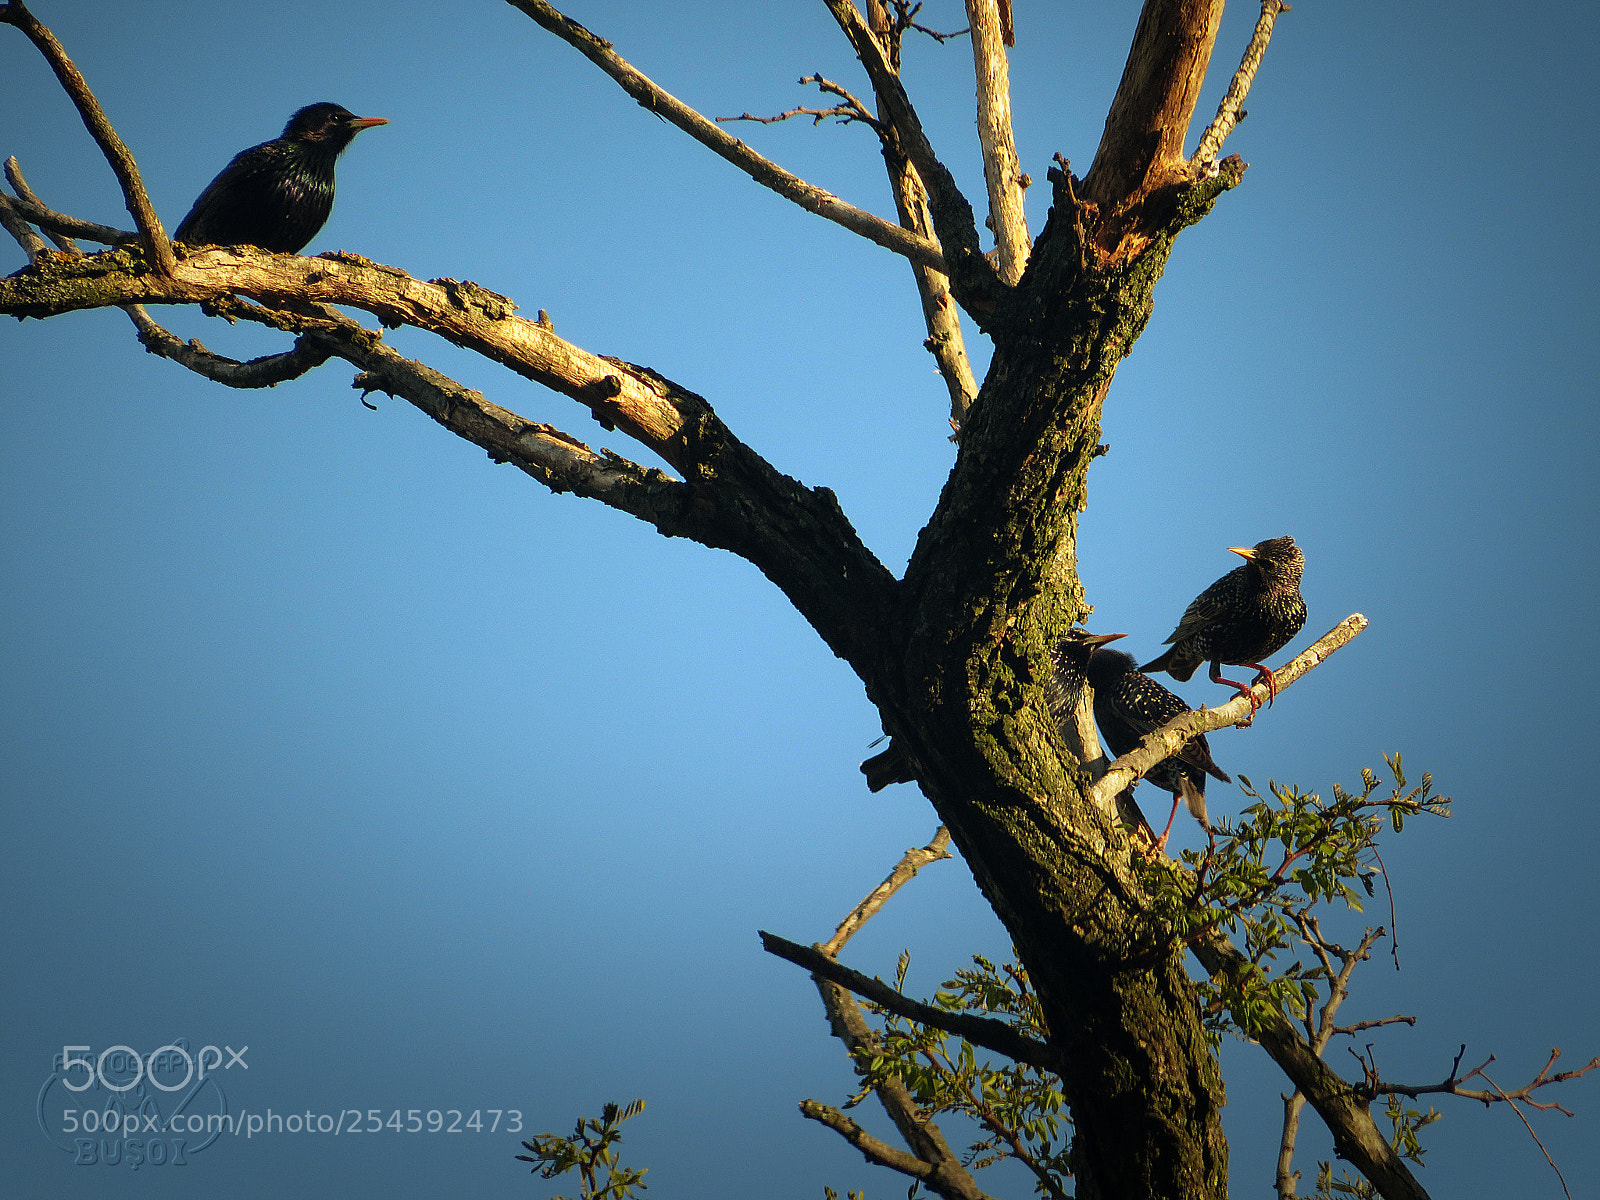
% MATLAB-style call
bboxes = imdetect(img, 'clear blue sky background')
[4,1,1597,1196]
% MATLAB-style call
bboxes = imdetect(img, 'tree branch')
[5,156,84,254]
[502,0,945,273]
[1193,931,1433,1200]
[799,1100,976,1189]
[812,978,995,1200]
[964,0,1031,284]
[822,827,953,956]
[1190,0,1290,169]
[0,1,174,274]
[1088,615,1368,811]
[820,0,1003,310]
[863,1,979,427]
[0,189,48,260]
[1081,0,1226,251]
[0,242,899,670]
[0,187,136,247]
[126,303,335,388]
[761,931,1062,1074]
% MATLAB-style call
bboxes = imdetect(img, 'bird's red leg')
[1210,662,1262,725]
[1155,794,1182,853]
[1246,662,1278,706]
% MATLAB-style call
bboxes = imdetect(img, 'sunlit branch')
[1089,615,1368,811]
[1190,0,1290,169]
[965,0,1031,283]
[820,0,1002,308]
[822,827,953,955]
[863,1,979,425]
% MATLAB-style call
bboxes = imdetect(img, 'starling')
[860,628,1127,792]
[173,103,388,253]
[1141,536,1307,717]
[1085,646,1232,848]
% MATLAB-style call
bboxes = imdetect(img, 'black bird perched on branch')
[1085,646,1232,849]
[173,103,388,254]
[1141,535,1307,718]
[860,628,1127,792]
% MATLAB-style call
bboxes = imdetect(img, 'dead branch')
[1366,1047,1600,1112]
[1192,931,1432,1200]
[501,0,945,273]
[964,0,1031,283]
[1191,1,1290,169]
[811,978,994,1200]
[820,0,1002,308]
[126,303,335,388]
[717,73,880,130]
[0,0,174,274]
[822,826,953,955]
[1088,615,1368,811]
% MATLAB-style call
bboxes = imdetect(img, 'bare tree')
[2,3,1590,1198]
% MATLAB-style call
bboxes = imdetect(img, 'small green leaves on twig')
[516,1100,649,1200]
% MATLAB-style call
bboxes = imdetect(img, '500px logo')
[36,1040,246,1169]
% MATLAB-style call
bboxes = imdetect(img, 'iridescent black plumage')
[1141,535,1307,714]
[1085,647,1231,846]
[174,103,388,253]
[860,628,1125,792]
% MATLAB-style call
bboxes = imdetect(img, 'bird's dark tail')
[861,744,913,792]
[1140,646,1197,681]
[1179,776,1210,826]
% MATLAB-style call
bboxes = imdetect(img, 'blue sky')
[3,1,1598,1196]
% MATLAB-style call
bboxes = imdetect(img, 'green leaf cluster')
[517,1099,649,1200]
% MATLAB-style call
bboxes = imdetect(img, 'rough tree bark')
[0,2,1435,1197]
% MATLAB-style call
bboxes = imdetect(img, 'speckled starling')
[174,103,388,253]
[1141,536,1307,716]
[860,628,1127,792]
[1085,646,1232,848]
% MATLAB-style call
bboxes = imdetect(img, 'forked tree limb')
[1082,0,1226,224]
[0,0,175,274]
[502,0,946,274]
[0,188,135,246]
[964,0,1031,284]
[1088,615,1369,811]
[819,0,1003,310]
[5,156,83,252]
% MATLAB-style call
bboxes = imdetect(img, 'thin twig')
[1477,1069,1572,1200]
[0,0,175,273]
[717,73,881,130]
[1190,0,1290,169]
